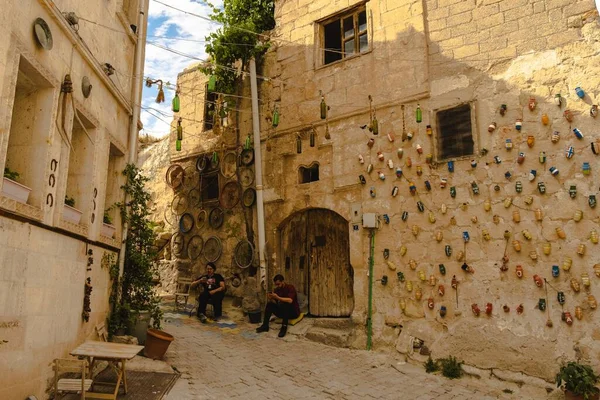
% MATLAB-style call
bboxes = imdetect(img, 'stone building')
[167,0,600,382]
[0,0,146,398]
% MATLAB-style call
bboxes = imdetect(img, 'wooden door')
[279,208,353,317]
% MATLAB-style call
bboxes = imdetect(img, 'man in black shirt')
[192,262,226,322]
[256,274,300,337]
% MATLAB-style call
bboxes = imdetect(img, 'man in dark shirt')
[256,274,300,337]
[191,262,226,322]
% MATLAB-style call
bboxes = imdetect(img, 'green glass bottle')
[172,92,180,112]
[176,139,181,151]
[272,107,280,127]
[416,104,422,123]
[244,135,251,150]
[320,96,327,120]
[177,118,183,140]
[212,151,218,164]
[371,117,379,135]
[208,75,216,92]
[310,131,315,147]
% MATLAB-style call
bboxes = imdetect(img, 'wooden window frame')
[203,85,218,132]
[319,3,369,67]
[433,102,478,162]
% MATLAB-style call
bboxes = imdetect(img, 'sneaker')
[198,313,207,323]
[255,325,269,333]
[278,325,288,338]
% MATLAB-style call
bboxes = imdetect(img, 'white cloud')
[141,0,222,137]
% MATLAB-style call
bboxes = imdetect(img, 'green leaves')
[556,361,600,398]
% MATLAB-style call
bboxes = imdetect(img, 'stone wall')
[0,0,143,398]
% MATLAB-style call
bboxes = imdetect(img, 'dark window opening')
[436,104,474,160]
[203,85,218,131]
[201,172,219,202]
[285,256,291,270]
[299,255,305,270]
[299,164,319,184]
[323,8,368,65]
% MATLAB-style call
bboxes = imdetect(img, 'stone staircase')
[304,317,354,348]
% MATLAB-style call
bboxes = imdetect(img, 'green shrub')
[3,167,19,181]
[439,356,463,379]
[424,356,439,373]
[556,361,600,399]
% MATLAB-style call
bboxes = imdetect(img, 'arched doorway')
[279,208,354,317]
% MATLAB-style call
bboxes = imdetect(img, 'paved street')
[159,302,553,400]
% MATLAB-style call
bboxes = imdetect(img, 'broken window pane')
[359,34,368,52]
[324,19,342,64]
[344,39,355,55]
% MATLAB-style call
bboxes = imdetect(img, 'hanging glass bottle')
[415,104,422,123]
[371,115,379,135]
[172,91,180,112]
[272,105,280,128]
[208,74,216,92]
[320,95,327,119]
[176,139,181,152]
[176,118,183,141]
[296,135,302,154]
[310,130,316,147]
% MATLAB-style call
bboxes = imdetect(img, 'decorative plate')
[34,18,53,50]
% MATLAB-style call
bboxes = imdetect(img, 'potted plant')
[101,210,116,238]
[2,167,32,204]
[108,164,163,345]
[556,361,600,400]
[63,195,83,224]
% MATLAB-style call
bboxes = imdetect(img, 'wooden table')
[70,341,144,399]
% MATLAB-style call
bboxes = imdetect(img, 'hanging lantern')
[551,131,560,143]
[309,131,316,147]
[556,227,566,239]
[416,104,422,123]
[590,229,598,244]
[588,295,598,309]
[415,286,423,300]
[172,91,180,112]
[513,210,521,223]
[408,259,417,270]
[296,135,302,154]
[574,209,583,222]
[581,272,591,288]
[320,95,327,119]
[541,114,549,125]
[513,240,522,252]
[577,243,586,256]
[543,242,551,255]
[563,256,573,271]
[272,106,280,127]
[568,185,577,199]
[472,303,481,317]
[571,278,581,292]
[516,265,524,278]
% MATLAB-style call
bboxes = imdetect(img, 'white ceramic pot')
[63,204,83,224]
[101,223,116,238]
[2,177,31,204]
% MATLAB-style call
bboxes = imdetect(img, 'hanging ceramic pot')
[400,245,407,256]
[554,94,563,107]
[570,278,581,292]
[594,264,600,277]
[418,270,426,282]
[408,259,417,270]
[438,285,445,297]
[591,105,598,117]
[397,148,404,158]
[522,230,532,241]
[524,195,534,205]
[406,280,413,292]
[552,265,560,278]
[367,138,375,148]
[535,208,543,221]
[557,292,566,305]
[556,227,566,239]
[529,250,538,260]
[505,139,514,150]
[456,251,465,262]
[412,225,419,237]
[527,136,535,148]
[574,209,583,222]
[541,113,549,125]
[575,306,583,320]
[406,157,412,168]
[439,305,447,318]
[399,298,406,312]
[575,87,585,98]
[515,119,522,131]
[484,199,491,212]
[543,242,551,255]
[590,195,597,209]
[582,162,591,175]
[415,287,423,300]
[577,243,586,256]
[397,271,405,282]
[588,295,597,309]
[409,183,417,195]
[516,265,524,278]
[513,210,521,223]
[471,303,481,317]
[563,109,574,123]
[563,256,573,271]
[504,197,513,208]
[485,303,493,315]
[428,211,436,223]
[482,229,491,241]
[435,231,443,242]
[513,240,522,252]
[429,275,437,287]
[590,229,599,244]
[427,297,434,309]
[493,215,500,224]
[439,264,446,275]
[538,298,547,311]
[445,245,452,257]
[500,104,507,116]
[515,181,523,193]
[528,97,537,111]
[581,272,591,288]
[551,131,560,143]
[517,304,524,314]
[533,275,543,287]
[451,275,458,289]
[563,312,573,326]
[426,125,433,135]
[503,304,510,313]
[488,122,497,132]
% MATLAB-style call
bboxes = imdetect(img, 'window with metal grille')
[322,6,368,65]
[201,172,220,203]
[299,163,319,184]
[436,104,475,160]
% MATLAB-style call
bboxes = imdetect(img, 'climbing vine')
[203,0,276,94]
[108,164,162,336]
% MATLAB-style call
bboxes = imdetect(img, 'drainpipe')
[367,229,375,350]
[249,58,268,290]
[118,0,147,279]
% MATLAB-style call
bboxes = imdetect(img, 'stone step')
[311,317,354,330]
[305,326,351,348]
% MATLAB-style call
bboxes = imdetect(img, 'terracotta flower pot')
[565,390,599,400]
[144,329,174,360]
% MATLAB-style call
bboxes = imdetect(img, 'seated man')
[256,274,300,337]
[191,262,225,323]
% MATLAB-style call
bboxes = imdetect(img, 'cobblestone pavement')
[161,306,551,400]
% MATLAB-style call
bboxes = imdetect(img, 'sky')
[140,0,223,138]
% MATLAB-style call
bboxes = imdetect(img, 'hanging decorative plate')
[239,167,255,187]
[171,193,188,215]
[240,148,255,166]
[166,164,185,189]
[233,239,255,269]
[220,181,241,209]
[183,165,199,190]
[82,76,92,98]
[188,188,201,208]
[179,213,195,233]
[242,188,256,207]
[220,152,237,179]
[171,232,185,257]
[209,207,224,229]
[187,235,204,260]
[203,236,223,262]
[33,18,53,50]
[196,155,209,173]
[197,209,208,230]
